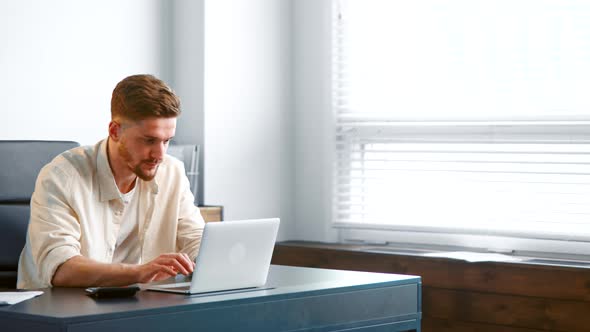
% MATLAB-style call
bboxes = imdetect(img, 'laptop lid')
[147,218,280,294]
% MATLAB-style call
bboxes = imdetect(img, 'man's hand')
[136,253,196,283]
[51,253,196,287]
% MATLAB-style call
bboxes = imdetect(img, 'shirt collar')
[97,138,159,202]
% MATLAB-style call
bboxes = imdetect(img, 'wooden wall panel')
[423,287,590,331]
[272,243,590,301]
[422,316,547,332]
[272,242,590,332]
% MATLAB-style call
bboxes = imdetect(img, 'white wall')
[202,0,294,240]
[291,0,338,242]
[169,0,206,205]
[0,0,168,145]
[1,0,296,241]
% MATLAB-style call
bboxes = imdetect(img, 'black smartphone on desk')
[85,286,140,298]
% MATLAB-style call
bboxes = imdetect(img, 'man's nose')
[150,142,166,160]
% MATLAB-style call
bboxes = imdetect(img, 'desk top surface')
[0,265,420,323]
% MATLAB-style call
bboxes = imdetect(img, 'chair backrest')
[0,140,79,288]
[167,144,200,201]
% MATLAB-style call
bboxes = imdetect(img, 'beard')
[118,141,159,181]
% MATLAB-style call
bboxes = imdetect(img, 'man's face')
[117,117,176,181]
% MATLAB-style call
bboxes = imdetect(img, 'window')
[333,0,590,255]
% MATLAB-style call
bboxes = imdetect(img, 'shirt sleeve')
[28,164,82,287]
[175,165,205,260]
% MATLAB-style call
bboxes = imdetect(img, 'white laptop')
[146,218,280,295]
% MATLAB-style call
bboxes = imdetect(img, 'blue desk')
[0,265,421,331]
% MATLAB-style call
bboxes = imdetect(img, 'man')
[17,74,204,289]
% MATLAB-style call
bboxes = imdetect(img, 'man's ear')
[108,121,121,142]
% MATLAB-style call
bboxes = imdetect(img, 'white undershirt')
[112,180,141,264]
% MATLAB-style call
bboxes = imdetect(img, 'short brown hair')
[111,74,181,122]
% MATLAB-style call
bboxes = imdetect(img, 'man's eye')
[145,139,155,144]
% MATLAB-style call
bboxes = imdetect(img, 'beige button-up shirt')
[17,139,205,289]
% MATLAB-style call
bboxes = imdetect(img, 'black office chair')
[0,140,79,289]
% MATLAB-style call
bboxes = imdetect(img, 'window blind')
[333,0,590,243]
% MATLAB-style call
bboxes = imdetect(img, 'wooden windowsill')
[276,240,590,270]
